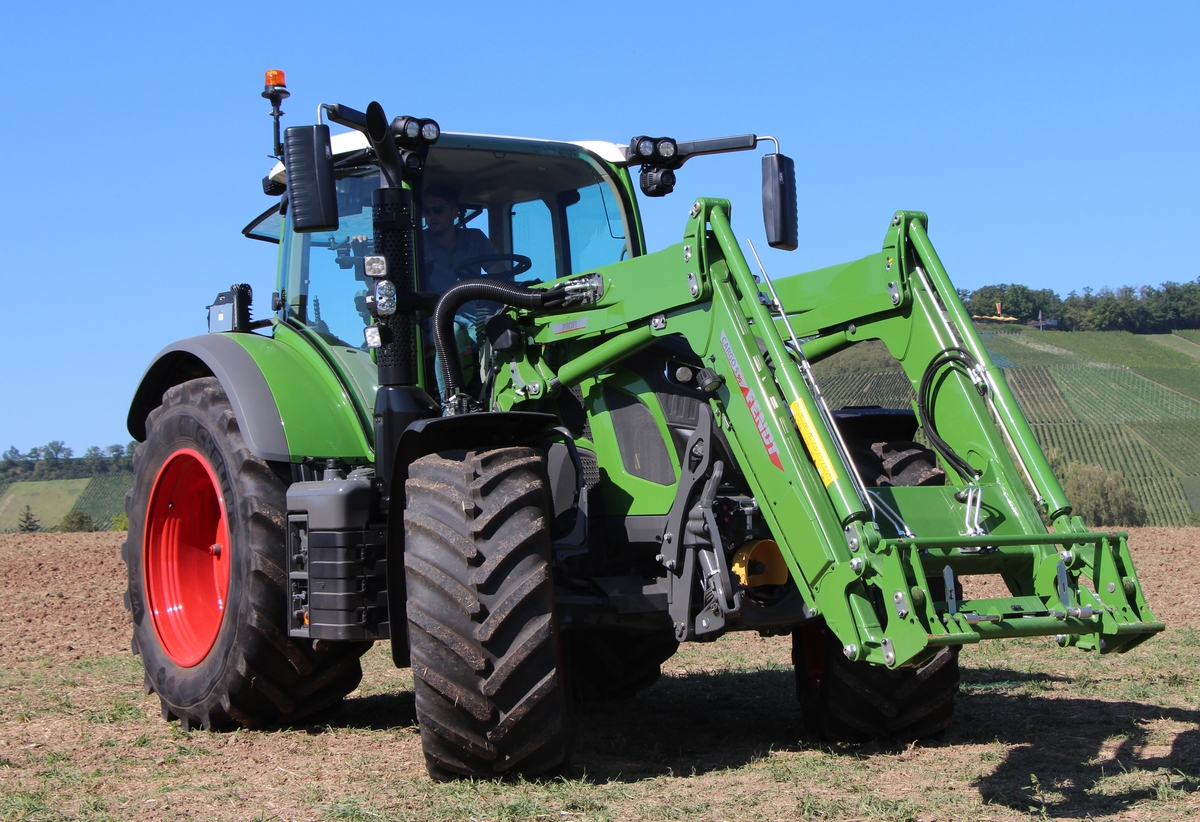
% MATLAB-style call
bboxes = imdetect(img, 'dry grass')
[1,530,1198,821]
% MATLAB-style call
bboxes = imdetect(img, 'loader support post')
[906,219,1070,519]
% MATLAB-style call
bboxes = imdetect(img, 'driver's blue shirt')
[423,227,496,292]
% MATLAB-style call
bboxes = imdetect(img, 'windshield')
[279,140,633,348]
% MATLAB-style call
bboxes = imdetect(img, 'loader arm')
[491,199,1161,668]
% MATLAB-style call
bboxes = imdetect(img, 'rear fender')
[127,332,373,463]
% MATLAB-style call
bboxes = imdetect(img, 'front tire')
[404,447,569,779]
[793,623,959,741]
[123,377,369,730]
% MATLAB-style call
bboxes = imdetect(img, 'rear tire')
[123,377,369,730]
[404,447,569,779]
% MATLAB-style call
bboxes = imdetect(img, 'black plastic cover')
[284,124,338,233]
[761,153,798,251]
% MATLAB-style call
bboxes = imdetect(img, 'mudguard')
[127,331,373,463]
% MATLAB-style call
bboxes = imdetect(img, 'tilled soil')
[0,529,1197,821]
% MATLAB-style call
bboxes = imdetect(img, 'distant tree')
[83,446,105,473]
[17,505,40,533]
[24,446,41,462]
[59,511,95,533]
[110,512,129,531]
[1064,463,1146,527]
[42,440,71,462]
[2,446,19,467]
[104,444,125,460]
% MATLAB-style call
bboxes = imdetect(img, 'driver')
[421,183,503,292]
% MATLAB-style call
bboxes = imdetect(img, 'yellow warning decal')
[790,400,838,487]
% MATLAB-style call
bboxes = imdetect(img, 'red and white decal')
[720,331,784,471]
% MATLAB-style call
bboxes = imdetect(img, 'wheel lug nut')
[209,544,222,557]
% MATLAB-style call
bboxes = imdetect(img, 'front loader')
[122,72,1161,779]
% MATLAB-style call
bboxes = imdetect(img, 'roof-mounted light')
[264,69,287,88]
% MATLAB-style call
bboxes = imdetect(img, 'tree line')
[1,441,138,482]
[961,278,1200,333]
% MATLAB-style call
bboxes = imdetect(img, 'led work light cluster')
[628,135,680,198]
[362,254,394,349]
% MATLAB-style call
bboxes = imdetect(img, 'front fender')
[127,329,374,463]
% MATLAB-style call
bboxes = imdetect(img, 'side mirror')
[761,153,797,251]
[284,125,338,233]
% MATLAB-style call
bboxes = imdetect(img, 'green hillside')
[0,479,91,532]
[813,326,1200,526]
[70,472,134,530]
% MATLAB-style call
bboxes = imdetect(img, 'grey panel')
[605,388,675,485]
[128,334,290,462]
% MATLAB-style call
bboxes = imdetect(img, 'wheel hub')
[144,448,231,667]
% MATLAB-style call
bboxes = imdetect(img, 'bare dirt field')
[1,529,1197,821]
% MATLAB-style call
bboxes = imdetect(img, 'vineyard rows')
[1133,367,1200,403]
[1049,367,1200,423]
[1005,367,1077,423]
[1030,423,1173,478]
[71,472,134,530]
[1128,423,1200,476]
[819,370,915,411]
[978,332,1075,367]
[1033,330,1197,370]
[1125,478,1194,527]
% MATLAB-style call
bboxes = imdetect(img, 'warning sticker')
[790,400,838,487]
[720,331,785,471]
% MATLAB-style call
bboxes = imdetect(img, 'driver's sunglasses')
[425,204,457,216]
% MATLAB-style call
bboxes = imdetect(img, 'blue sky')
[1,2,1196,453]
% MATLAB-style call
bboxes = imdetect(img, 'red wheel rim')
[144,448,231,667]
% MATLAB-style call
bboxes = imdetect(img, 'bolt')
[683,244,693,261]
[1099,639,1107,651]
[843,644,858,660]
[893,591,904,603]
[1107,582,1117,593]
[690,202,702,219]
[1055,634,1068,647]
[651,314,667,331]
[849,558,864,574]
[884,649,895,665]
[701,618,709,630]
[1060,550,1073,565]
[209,544,222,557]
[892,214,902,226]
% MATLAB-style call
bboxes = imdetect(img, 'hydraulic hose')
[917,347,983,483]
[434,279,567,402]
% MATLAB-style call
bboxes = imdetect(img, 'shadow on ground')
[308,663,1199,816]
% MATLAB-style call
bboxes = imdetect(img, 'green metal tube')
[556,324,657,388]
[708,206,866,523]
[798,329,854,363]
[892,531,1121,550]
[906,221,1071,518]
[961,615,1102,639]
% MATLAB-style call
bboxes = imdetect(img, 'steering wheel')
[454,253,532,280]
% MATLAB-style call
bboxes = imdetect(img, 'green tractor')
[122,72,1161,779]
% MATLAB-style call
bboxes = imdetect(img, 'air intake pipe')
[434,280,568,405]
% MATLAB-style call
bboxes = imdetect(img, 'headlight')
[375,280,397,315]
[637,137,655,157]
[421,120,440,142]
[363,255,387,278]
[657,139,677,159]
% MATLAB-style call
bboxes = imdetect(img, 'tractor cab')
[249,132,639,354]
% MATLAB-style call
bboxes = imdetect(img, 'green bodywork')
[229,323,375,462]
[486,200,1161,669]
